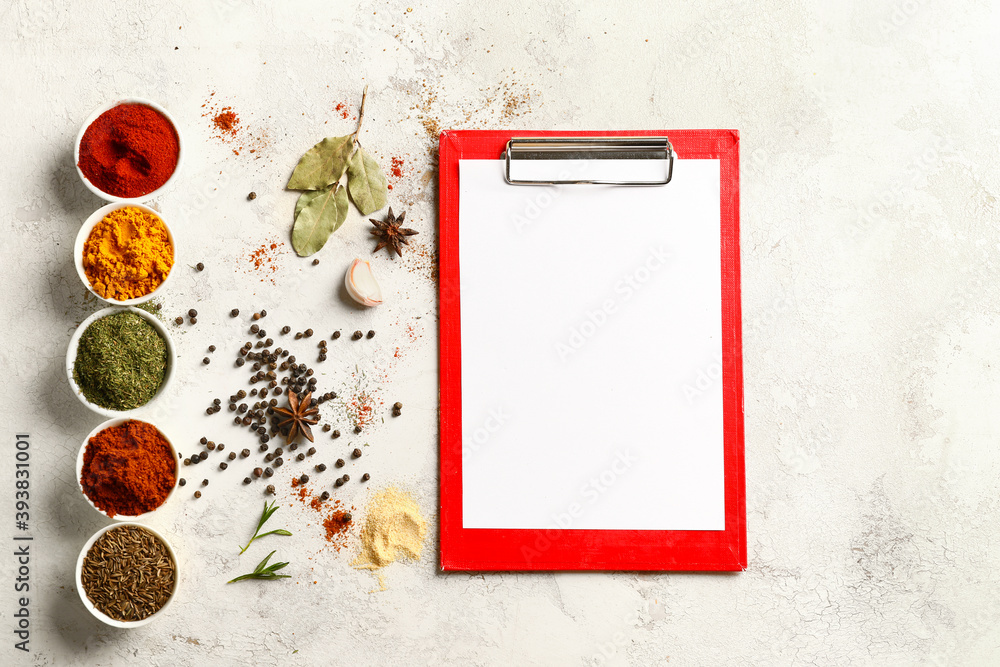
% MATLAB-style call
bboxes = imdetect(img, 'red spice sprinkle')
[291,479,353,551]
[213,108,240,135]
[390,156,404,178]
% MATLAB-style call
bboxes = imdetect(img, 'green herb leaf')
[346,146,388,215]
[291,183,349,257]
[287,135,355,190]
[227,550,292,583]
[238,501,292,554]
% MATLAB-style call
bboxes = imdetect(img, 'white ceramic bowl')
[76,417,180,521]
[76,522,180,628]
[74,97,184,203]
[66,306,176,418]
[74,202,177,305]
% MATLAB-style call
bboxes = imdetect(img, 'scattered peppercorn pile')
[179,307,405,502]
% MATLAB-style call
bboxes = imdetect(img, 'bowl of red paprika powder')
[74,98,183,202]
[76,418,180,521]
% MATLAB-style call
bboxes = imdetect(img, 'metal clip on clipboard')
[502,136,674,186]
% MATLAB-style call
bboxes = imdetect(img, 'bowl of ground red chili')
[76,418,179,520]
[75,98,183,202]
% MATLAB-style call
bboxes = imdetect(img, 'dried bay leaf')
[287,135,355,190]
[291,184,349,256]
[346,146,388,215]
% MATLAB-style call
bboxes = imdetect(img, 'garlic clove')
[345,258,383,307]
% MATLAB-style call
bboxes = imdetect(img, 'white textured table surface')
[2,1,998,665]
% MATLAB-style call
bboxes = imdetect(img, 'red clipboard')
[439,130,745,571]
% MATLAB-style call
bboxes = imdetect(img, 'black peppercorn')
[361,473,370,482]
[243,477,251,485]
[237,390,247,399]
[316,463,327,472]
[332,331,341,339]
[231,308,240,317]
[241,448,251,458]
[264,453,274,462]
[334,478,343,487]
[196,263,204,271]
[281,325,291,334]
[188,317,196,324]
[307,447,316,456]
[228,452,236,461]
[354,425,362,434]
[265,484,275,495]
[200,436,208,445]
[219,462,228,470]
[320,491,330,500]
[179,478,187,486]
[260,309,267,317]
[343,512,352,522]
[335,458,345,468]
[259,443,269,452]
[296,453,305,461]
[312,258,319,265]
[367,330,375,339]
[305,328,314,337]
[295,332,303,340]
[341,474,350,482]
[183,458,191,466]
[189,309,198,318]
[274,457,284,467]
[352,448,362,458]
[332,430,340,439]
[199,452,208,461]
[250,323,259,333]
[300,474,309,484]
[194,490,202,498]
[264,467,274,477]
[202,479,209,486]
[175,316,183,325]
[352,330,363,340]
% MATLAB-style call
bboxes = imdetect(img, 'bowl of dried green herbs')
[76,522,179,627]
[66,306,175,418]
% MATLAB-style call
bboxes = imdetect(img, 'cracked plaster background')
[1,0,999,665]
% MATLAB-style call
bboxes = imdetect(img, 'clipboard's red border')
[439,130,745,571]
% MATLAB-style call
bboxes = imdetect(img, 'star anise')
[370,207,418,257]
[271,391,319,443]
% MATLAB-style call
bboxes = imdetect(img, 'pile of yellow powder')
[352,487,427,579]
[83,206,173,301]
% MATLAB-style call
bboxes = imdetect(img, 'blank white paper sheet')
[459,157,725,531]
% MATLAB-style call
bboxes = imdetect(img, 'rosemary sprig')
[227,551,291,584]
[238,500,292,554]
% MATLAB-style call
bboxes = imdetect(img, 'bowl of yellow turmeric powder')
[75,203,176,305]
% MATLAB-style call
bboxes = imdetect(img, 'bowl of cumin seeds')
[76,523,178,627]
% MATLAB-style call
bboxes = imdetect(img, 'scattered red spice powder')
[243,240,284,284]
[347,390,378,429]
[335,102,350,120]
[291,479,354,551]
[390,156,404,178]
[213,109,240,135]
